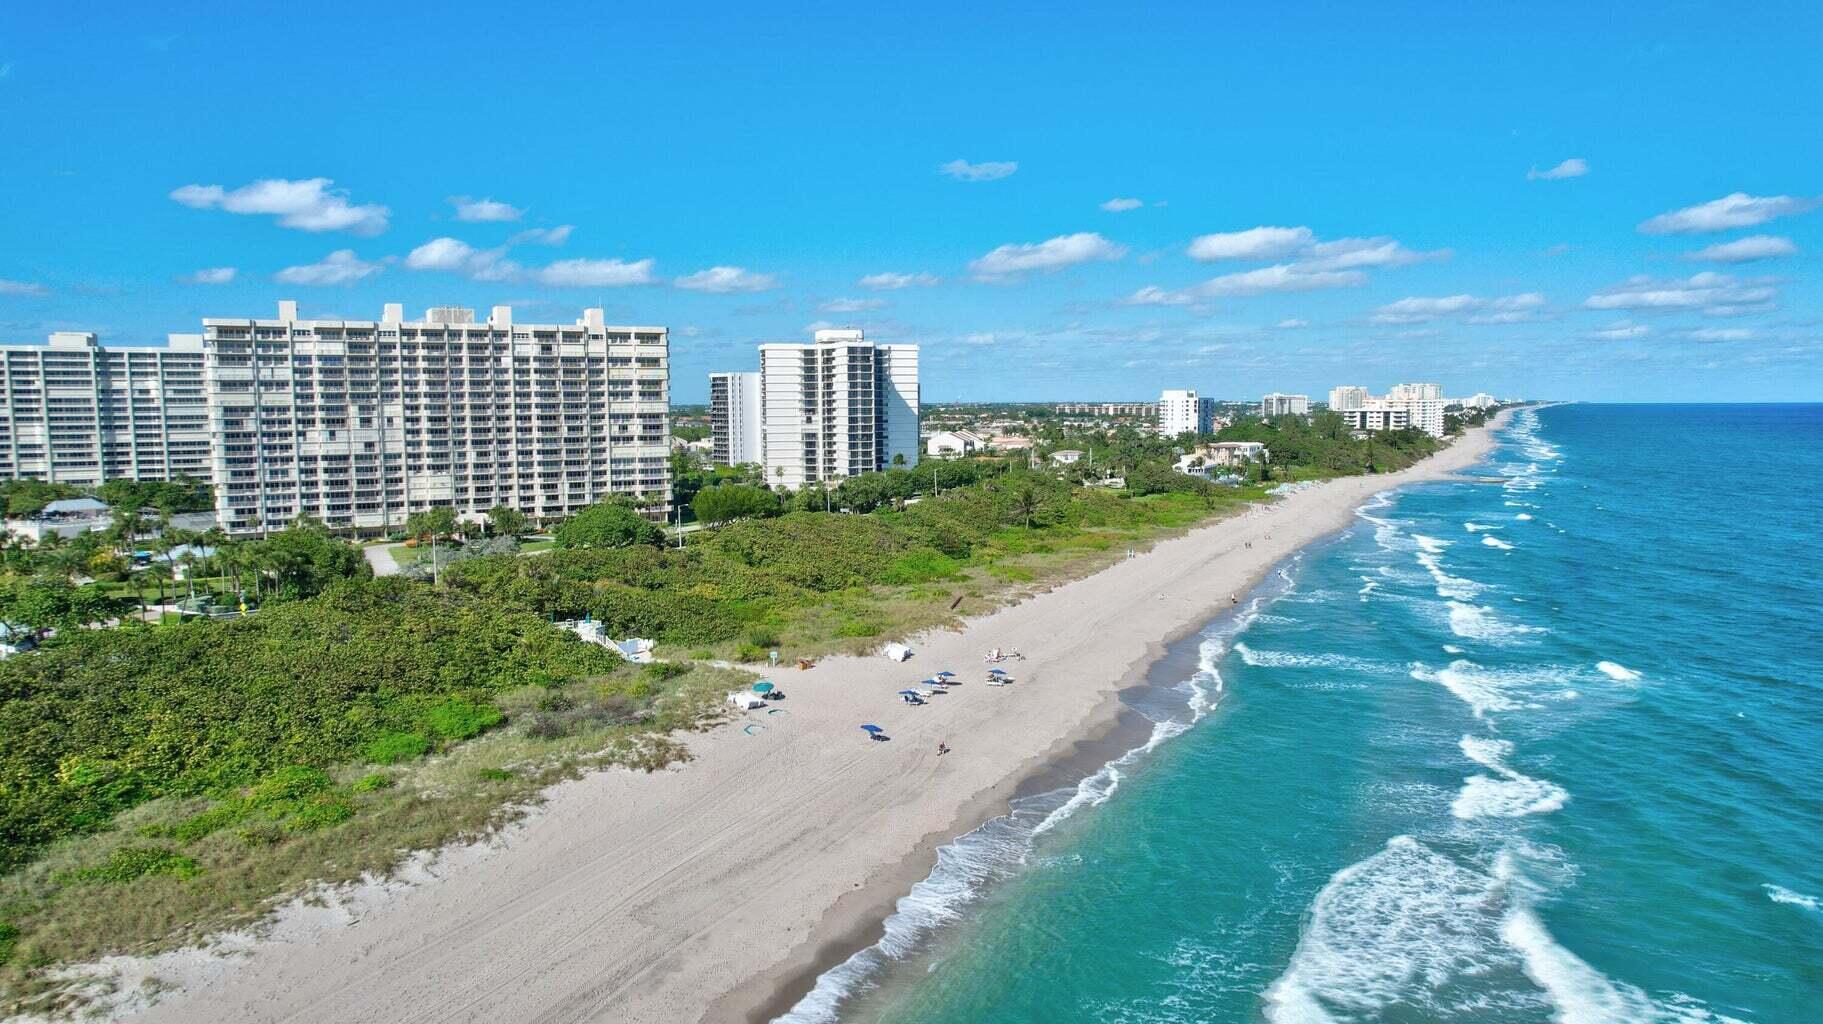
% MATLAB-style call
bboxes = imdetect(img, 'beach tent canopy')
[882,642,913,662]
[935,670,956,678]
[897,689,920,695]
[752,681,775,693]
[860,724,883,733]
[988,668,1008,675]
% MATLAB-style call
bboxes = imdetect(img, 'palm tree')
[144,562,173,611]
[1010,483,1042,530]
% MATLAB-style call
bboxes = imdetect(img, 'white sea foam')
[1236,643,1393,675]
[1446,601,1543,644]
[1412,660,1584,720]
[1464,522,1500,533]
[1482,536,1515,550]
[1413,534,1451,554]
[1453,736,1569,820]
[1262,836,1520,1024]
[1416,550,1483,601]
[1596,661,1641,683]
[1764,883,1820,911]
[1443,644,1464,654]
[1516,512,1534,521]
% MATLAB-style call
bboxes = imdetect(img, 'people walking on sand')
[937,741,950,757]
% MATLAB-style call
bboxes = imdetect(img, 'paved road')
[363,544,402,577]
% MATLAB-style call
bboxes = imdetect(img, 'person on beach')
[937,741,950,757]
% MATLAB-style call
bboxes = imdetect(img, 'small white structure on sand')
[882,642,913,662]
[727,691,768,710]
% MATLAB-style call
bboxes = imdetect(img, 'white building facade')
[1158,388,1215,436]
[759,329,919,489]
[2,302,673,536]
[1261,392,1311,418]
[1327,385,1369,412]
[0,331,212,486]
[1340,404,1413,433]
[200,302,670,534]
[708,371,763,465]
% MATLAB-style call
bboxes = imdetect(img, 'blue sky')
[2,2,1820,403]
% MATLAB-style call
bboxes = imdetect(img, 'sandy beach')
[102,415,1505,1024]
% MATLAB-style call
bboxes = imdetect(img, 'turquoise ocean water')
[779,404,1823,1024]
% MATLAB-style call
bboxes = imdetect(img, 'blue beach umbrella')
[988,668,1008,676]
[860,724,883,734]
[935,670,956,678]
[752,681,775,693]
[898,689,920,696]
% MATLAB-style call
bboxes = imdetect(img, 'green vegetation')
[552,501,664,549]
[692,483,781,526]
[1215,411,1440,477]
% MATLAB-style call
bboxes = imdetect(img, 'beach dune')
[116,417,1505,1024]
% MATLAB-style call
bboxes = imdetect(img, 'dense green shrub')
[0,577,620,871]
[56,846,200,885]
[424,699,504,741]
[364,732,432,764]
[553,501,664,549]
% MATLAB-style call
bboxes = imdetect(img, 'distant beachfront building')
[759,329,919,489]
[1340,403,1413,434]
[0,330,212,486]
[1158,389,1215,436]
[1050,449,1085,466]
[1261,393,1310,418]
[1328,385,1370,412]
[1387,382,1443,402]
[708,371,763,466]
[1456,392,1499,411]
[2,304,673,534]
[1175,441,1268,478]
[1058,401,1156,418]
[926,429,985,458]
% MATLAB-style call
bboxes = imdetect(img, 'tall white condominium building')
[758,329,919,489]
[708,371,763,466]
[201,302,670,534]
[1327,385,1370,411]
[1378,383,1445,437]
[1387,382,1443,402]
[1261,392,1311,417]
[0,331,212,485]
[1158,389,1215,436]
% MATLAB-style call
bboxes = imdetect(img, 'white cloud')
[1123,285,1195,306]
[1298,237,1440,271]
[170,177,389,235]
[537,258,656,288]
[1583,272,1774,315]
[1589,320,1649,340]
[0,278,49,295]
[404,237,477,271]
[1685,327,1755,341]
[675,266,778,293]
[1527,158,1589,181]
[820,297,885,313]
[182,267,237,285]
[939,159,1018,182]
[1372,292,1545,324]
[1276,318,1309,329]
[1685,235,1797,263]
[858,271,939,290]
[511,225,573,246]
[449,196,524,222]
[1639,192,1822,234]
[969,232,1126,280]
[1189,264,1366,297]
[273,250,382,286]
[403,237,520,281]
[1186,226,1314,261]
[1100,197,1144,212]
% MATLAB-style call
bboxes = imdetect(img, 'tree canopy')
[553,501,665,549]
